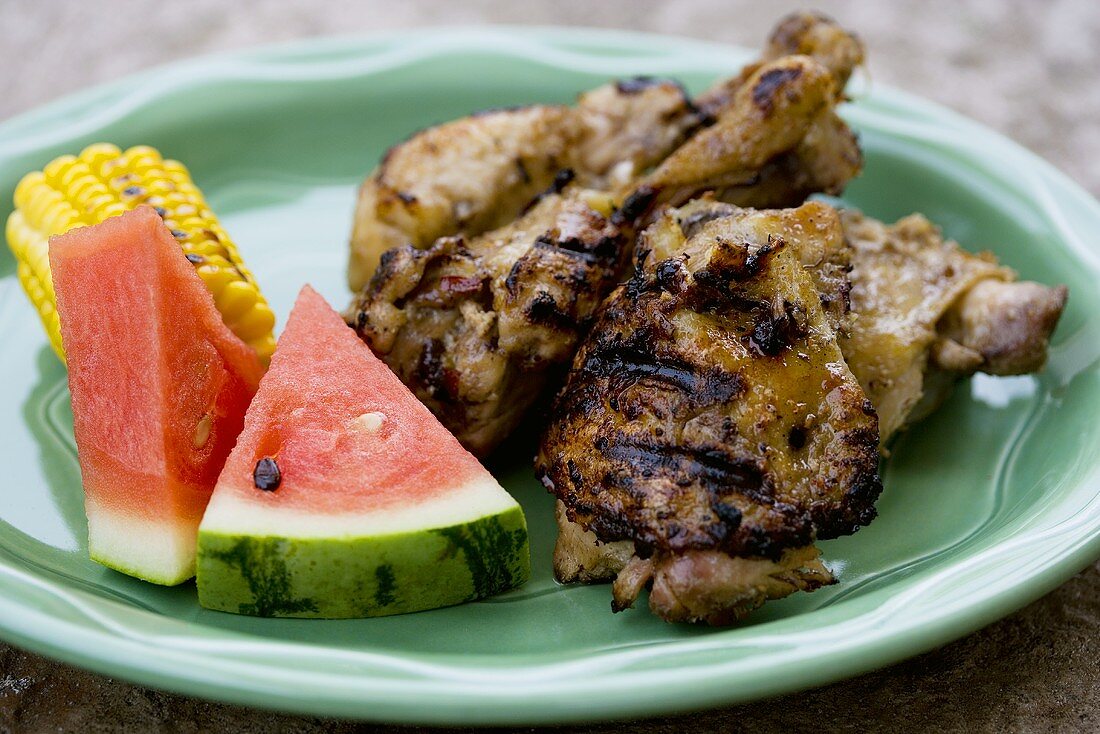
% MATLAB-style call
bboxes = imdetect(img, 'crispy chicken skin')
[536,202,882,623]
[347,81,697,290]
[347,188,645,456]
[839,210,1068,442]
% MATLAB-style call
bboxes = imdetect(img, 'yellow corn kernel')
[4,144,275,365]
[232,302,277,342]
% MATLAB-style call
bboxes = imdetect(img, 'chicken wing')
[839,210,1068,442]
[630,54,860,215]
[536,201,882,623]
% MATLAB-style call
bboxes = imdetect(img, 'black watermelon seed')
[184,253,204,264]
[253,457,281,491]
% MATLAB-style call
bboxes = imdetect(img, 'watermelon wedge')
[196,285,529,618]
[49,206,265,585]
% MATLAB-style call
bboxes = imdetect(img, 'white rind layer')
[86,500,197,585]
[198,475,519,538]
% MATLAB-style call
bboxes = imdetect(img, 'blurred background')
[3,0,1098,197]
[0,1,1097,731]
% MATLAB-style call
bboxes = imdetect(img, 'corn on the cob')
[5,143,276,363]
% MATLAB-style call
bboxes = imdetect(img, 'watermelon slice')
[196,285,529,618]
[49,206,265,585]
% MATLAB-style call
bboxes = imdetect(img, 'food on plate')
[839,210,1069,442]
[348,186,647,456]
[537,201,881,623]
[348,16,863,456]
[346,79,697,291]
[344,10,1064,623]
[346,12,863,292]
[197,286,529,618]
[3,8,1068,626]
[49,207,264,585]
[6,143,276,362]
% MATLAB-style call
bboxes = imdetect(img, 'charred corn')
[5,143,276,363]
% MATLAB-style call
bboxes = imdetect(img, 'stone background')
[0,0,1097,731]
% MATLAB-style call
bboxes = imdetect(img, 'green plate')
[1,28,1098,726]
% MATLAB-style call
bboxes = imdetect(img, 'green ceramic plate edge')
[0,27,1098,725]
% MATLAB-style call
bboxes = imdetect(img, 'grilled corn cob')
[5,143,276,363]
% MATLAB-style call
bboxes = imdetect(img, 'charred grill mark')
[514,158,531,184]
[601,439,765,496]
[566,459,583,491]
[415,339,451,402]
[710,499,743,528]
[525,291,576,331]
[678,204,737,239]
[527,230,624,269]
[748,300,807,357]
[655,258,687,293]
[613,186,658,226]
[752,66,804,114]
[680,238,782,314]
[581,331,747,412]
[521,168,575,214]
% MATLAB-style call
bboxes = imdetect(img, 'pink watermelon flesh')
[50,206,264,585]
[197,285,529,618]
[209,284,493,515]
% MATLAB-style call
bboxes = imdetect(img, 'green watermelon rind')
[195,504,529,618]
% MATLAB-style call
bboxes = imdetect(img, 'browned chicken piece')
[347,187,650,456]
[635,54,860,212]
[347,81,697,291]
[536,201,882,624]
[839,210,1068,443]
[348,12,864,291]
[695,10,865,118]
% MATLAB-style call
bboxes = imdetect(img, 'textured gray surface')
[1,0,1098,731]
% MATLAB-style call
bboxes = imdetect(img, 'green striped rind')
[195,505,529,618]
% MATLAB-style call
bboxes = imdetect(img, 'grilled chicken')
[840,210,1068,442]
[347,81,698,291]
[548,205,1068,611]
[536,201,882,623]
[347,187,652,456]
[348,12,864,292]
